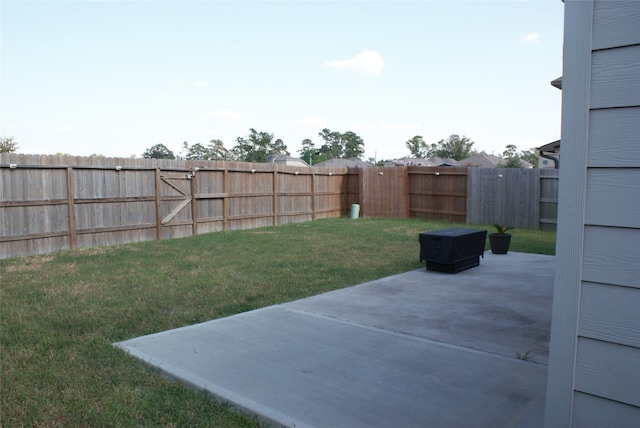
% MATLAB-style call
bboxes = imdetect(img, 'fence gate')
[158,171,196,239]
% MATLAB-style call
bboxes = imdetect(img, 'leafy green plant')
[493,224,513,234]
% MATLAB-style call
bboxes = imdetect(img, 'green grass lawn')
[0,218,555,427]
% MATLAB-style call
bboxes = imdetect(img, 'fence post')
[66,166,77,249]
[311,172,316,221]
[272,169,278,226]
[155,167,163,239]
[358,168,364,217]
[223,168,229,231]
[191,168,198,236]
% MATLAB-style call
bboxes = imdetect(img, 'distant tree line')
[405,134,476,161]
[405,134,539,168]
[2,131,538,168]
[141,127,366,165]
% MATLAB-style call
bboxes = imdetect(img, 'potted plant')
[489,224,513,254]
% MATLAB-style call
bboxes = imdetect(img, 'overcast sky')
[1,0,564,161]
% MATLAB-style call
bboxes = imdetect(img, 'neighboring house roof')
[460,153,535,169]
[267,153,310,167]
[386,157,437,167]
[538,140,561,153]
[538,140,560,169]
[551,76,562,90]
[312,158,372,168]
[459,153,503,167]
[427,157,460,166]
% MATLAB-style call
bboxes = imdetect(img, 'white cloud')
[296,116,327,128]
[100,112,116,119]
[521,33,541,44]
[195,80,208,88]
[209,110,242,122]
[323,50,384,75]
[174,78,185,87]
[60,125,77,132]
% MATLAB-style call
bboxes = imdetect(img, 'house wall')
[545,1,640,426]
[538,149,559,169]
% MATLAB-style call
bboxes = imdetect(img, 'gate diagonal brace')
[162,198,191,224]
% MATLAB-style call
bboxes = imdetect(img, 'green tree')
[405,135,427,158]
[181,140,230,160]
[208,139,230,160]
[520,148,539,167]
[231,128,288,163]
[317,128,366,160]
[272,138,288,155]
[182,142,210,160]
[367,157,386,167]
[342,131,365,159]
[142,143,175,159]
[499,144,524,168]
[318,128,344,158]
[429,134,477,161]
[0,136,18,153]
[299,138,318,165]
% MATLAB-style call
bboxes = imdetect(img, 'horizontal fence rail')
[1,154,558,259]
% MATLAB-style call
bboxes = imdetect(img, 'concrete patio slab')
[115,251,555,428]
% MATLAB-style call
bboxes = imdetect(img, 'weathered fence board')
[357,167,409,218]
[466,167,547,229]
[408,167,467,222]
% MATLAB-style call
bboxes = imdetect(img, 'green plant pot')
[489,233,511,254]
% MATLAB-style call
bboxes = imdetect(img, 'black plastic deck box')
[419,228,487,273]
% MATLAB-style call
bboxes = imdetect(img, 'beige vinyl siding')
[545,1,640,426]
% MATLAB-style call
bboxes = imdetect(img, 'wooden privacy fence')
[347,166,558,230]
[408,167,467,223]
[345,167,410,218]
[0,154,346,259]
[1,154,558,259]
[466,167,559,230]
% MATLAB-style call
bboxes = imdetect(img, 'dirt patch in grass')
[2,255,54,272]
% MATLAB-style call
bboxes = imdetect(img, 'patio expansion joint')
[282,306,548,367]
